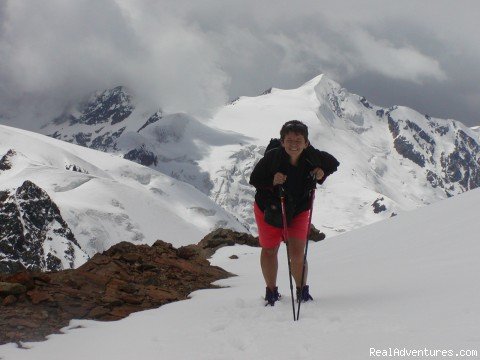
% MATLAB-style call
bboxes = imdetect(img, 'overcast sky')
[0,0,479,129]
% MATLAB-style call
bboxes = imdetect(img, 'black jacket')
[249,145,339,216]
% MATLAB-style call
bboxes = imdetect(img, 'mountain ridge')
[32,74,480,237]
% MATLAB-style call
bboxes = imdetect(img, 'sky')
[0,0,479,129]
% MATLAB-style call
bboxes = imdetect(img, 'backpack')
[265,138,282,154]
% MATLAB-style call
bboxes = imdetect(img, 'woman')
[249,120,339,306]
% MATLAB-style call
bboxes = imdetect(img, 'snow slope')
[472,126,480,140]
[1,188,478,359]
[0,124,246,262]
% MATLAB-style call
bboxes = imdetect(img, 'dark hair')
[280,120,309,141]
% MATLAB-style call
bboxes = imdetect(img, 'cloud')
[0,0,229,127]
[0,0,479,129]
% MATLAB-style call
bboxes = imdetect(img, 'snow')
[0,124,247,261]
[471,126,480,140]
[1,188,478,359]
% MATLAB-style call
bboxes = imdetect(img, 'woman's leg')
[288,237,307,288]
[260,246,279,290]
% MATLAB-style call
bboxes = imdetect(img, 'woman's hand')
[273,172,287,186]
[312,167,325,181]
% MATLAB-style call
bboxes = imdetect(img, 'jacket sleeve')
[249,154,274,189]
[305,146,340,185]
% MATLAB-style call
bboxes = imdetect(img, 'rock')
[6,271,35,290]
[88,306,111,319]
[229,255,239,259]
[2,295,18,306]
[0,282,27,296]
[177,245,199,260]
[0,229,235,345]
[196,228,259,257]
[120,253,142,264]
[309,225,326,242]
[0,181,86,273]
[26,290,54,304]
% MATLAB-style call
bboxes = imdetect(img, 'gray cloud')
[0,0,479,129]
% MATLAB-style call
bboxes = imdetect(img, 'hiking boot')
[264,286,281,306]
[296,285,313,303]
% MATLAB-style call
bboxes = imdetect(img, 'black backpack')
[265,138,282,154]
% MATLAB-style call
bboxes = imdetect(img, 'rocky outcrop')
[0,149,15,171]
[53,86,133,127]
[182,228,259,258]
[0,240,231,345]
[123,145,158,167]
[0,181,87,273]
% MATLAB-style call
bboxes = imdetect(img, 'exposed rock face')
[0,240,231,345]
[385,109,480,196]
[48,87,134,152]
[0,149,16,171]
[372,197,387,214]
[53,86,133,127]
[124,145,158,167]
[137,111,163,133]
[0,181,87,273]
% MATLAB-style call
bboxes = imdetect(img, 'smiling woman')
[249,119,340,306]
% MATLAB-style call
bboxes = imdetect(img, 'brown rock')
[0,228,239,346]
[100,296,124,307]
[0,282,27,296]
[118,292,144,305]
[144,286,178,302]
[88,306,111,319]
[33,274,51,284]
[118,283,137,294]
[309,224,326,242]
[31,310,49,320]
[2,295,18,306]
[8,318,37,329]
[229,255,239,259]
[27,290,54,304]
[6,272,35,290]
[177,245,199,260]
[120,253,142,263]
[109,306,139,318]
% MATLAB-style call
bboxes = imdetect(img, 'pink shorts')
[254,202,310,249]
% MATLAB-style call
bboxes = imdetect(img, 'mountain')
[0,180,88,273]
[39,75,480,237]
[0,125,247,272]
[1,186,478,358]
[40,87,250,194]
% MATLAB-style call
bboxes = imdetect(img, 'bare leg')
[260,246,279,290]
[288,238,307,288]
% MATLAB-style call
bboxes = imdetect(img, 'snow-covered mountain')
[41,86,251,194]
[471,126,480,140]
[0,125,247,272]
[39,75,480,237]
[1,185,478,359]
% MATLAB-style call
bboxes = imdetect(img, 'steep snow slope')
[0,125,247,266]
[1,187,478,360]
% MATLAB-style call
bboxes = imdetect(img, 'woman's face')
[281,131,309,159]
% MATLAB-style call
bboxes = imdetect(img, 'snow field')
[1,188,478,359]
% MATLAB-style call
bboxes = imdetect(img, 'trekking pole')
[296,175,317,321]
[280,186,297,321]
